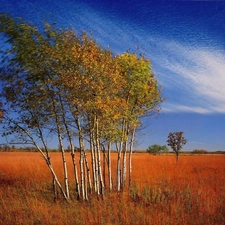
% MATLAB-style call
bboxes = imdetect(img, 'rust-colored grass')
[0,152,225,225]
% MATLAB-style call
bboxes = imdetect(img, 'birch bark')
[59,97,80,199]
[107,141,113,190]
[52,96,70,199]
[95,117,104,199]
[129,128,136,187]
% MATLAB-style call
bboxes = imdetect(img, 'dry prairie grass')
[0,152,225,225]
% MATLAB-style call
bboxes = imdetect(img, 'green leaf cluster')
[147,144,169,154]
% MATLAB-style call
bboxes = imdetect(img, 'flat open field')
[0,152,225,225]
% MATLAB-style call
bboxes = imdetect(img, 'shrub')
[192,149,208,154]
[147,144,169,154]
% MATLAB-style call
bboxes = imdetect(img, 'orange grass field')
[0,152,225,225]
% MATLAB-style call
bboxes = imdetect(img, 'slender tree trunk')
[117,143,122,191]
[52,176,58,202]
[35,137,68,201]
[117,119,126,191]
[17,122,69,201]
[176,152,179,163]
[44,82,70,200]
[122,122,131,189]
[129,128,135,187]
[122,140,128,189]
[95,117,104,199]
[122,121,129,189]
[92,129,100,195]
[7,116,69,201]
[107,141,113,190]
[90,125,97,193]
[102,144,106,187]
[58,130,70,199]
[75,116,88,200]
[71,150,80,199]
[78,121,85,200]
[38,127,59,201]
[84,149,92,194]
[60,98,80,199]
[52,98,70,199]
[80,150,85,200]
[47,157,69,202]
[34,122,59,199]
[83,155,88,201]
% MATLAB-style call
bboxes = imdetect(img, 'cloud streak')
[156,41,225,114]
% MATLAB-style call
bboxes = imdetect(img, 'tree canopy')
[167,132,187,163]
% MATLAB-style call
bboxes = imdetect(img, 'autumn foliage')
[0,152,225,225]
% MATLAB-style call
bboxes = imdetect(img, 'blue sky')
[1,0,225,151]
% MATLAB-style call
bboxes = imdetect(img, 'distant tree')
[4,145,10,152]
[215,150,225,154]
[167,132,187,163]
[147,144,169,154]
[192,149,208,154]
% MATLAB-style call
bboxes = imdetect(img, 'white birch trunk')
[75,116,86,200]
[129,128,136,187]
[117,142,122,191]
[117,119,126,191]
[71,149,80,199]
[122,140,128,189]
[58,132,70,199]
[33,135,68,201]
[80,150,85,200]
[84,150,92,194]
[83,155,88,201]
[93,131,100,195]
[60,99,80,199]
[52,98,70,199]
[107,141,113,190]
[90,129,97,192]
[10,120,69,201]
[122,122,129,189]
[96,117,104,199]
[102,144,106,187]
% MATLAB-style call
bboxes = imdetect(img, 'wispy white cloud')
[162,103,212,114]
[148,40,225,114]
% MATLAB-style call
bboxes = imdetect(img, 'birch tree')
[0,14,72,200]
[0,58,69,201]
[115,52,163,190]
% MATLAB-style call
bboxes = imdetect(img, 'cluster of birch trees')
[0,14,163,201]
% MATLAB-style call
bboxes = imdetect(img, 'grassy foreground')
[0,152,225,225]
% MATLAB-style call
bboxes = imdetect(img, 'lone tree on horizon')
[167,132,187,163]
